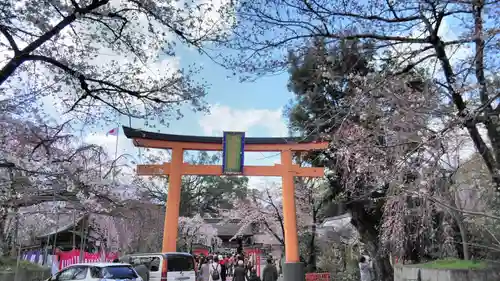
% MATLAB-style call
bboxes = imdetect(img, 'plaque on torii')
[123,126,327,280]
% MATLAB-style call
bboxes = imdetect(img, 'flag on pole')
[106,127,119,136]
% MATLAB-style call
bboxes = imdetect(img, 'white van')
[121,252,196,281]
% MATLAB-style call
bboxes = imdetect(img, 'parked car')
[120,252,196,281]
[46,262,142,281]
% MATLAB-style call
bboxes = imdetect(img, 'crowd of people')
[195,253,279,281]
[113,250,370,281]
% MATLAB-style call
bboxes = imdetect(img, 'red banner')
[244,248,261,276]
[305,273,330,281]
[57,249,119,270]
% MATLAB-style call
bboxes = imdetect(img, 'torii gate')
[123,126,327,281]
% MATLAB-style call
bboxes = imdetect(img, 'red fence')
[305,273,331,281]
[57,249,119,270]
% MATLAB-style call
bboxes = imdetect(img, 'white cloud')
[83,130,168,163]
[437,19,473,63]
[198,104,288,137]
[84,133,128,158]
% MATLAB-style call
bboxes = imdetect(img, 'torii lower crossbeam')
[137,163,324,177]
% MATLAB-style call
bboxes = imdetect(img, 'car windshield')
[100,265,138,279]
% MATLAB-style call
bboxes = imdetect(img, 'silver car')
[47,262,143,281]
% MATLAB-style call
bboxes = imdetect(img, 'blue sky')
[156,47,293,138]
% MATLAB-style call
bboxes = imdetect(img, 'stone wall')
[394,265,500,281]
[0,268,51,281]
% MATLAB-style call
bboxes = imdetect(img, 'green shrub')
[414,258,488,270]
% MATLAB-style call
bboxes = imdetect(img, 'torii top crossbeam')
[122,126,328,177]
[123,126,327,151]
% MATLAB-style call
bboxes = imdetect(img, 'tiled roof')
[203,218,254,236]
[35,214,87,238]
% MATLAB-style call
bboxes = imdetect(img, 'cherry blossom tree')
[282,38,452,280]
[177,215,221,252]
[106,200,163,253]
[85,199,221,254]
[0,110,128,255]
[223,181,314,247]
[0,0,235,123]
[324,73,458,277]
[226,186,286,246]
[282,39,500,280]
[0,0,238,257]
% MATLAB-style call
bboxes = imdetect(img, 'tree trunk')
[349,201,393,281]
[361,238,393,281]
[373,252,393,281]
[306,223,317,272]
[457,222,470,260]
[453,212,470,260]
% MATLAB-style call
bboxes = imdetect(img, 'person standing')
[245,256,253,278]
[198,256,204,271]
[219,255,227,281]
[199,257,211,281]
[359,256,372,281]
[262,257,278,281]
[227,255,234,276]
[248,268,261,281]
[233,260,247,281]
[210,256,222,281]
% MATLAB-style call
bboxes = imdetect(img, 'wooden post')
[281,149,300,263]
[162,146,183,252]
